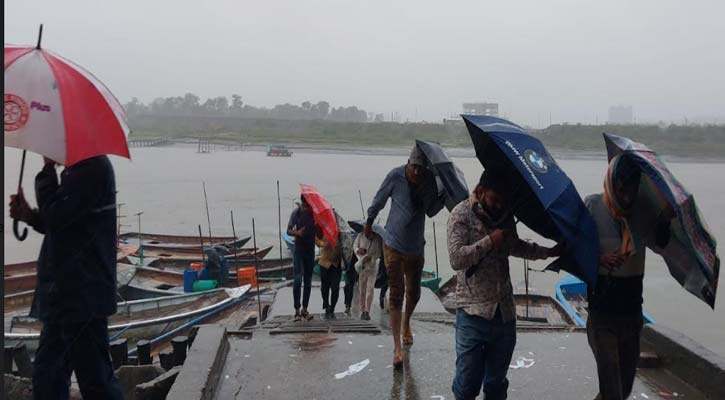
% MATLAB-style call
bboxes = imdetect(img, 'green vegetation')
[128,115,725,159]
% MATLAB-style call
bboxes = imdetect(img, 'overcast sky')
[5,0,725,126]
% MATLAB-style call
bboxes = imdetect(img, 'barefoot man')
[365,145,444,368]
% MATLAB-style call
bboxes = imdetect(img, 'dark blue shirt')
[367,165,444,256]
[287,206,316,255]
[29,156,118,322]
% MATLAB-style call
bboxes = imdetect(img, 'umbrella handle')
[13,219,28,241]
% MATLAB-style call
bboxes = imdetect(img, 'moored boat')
[119,232,238,245]
[5,286,250,352]
[127,255,294,279]
[555,274,655,328]
[437,276,578,329]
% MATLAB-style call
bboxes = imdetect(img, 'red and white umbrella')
[4,26,131,240]
[4,32,130,165]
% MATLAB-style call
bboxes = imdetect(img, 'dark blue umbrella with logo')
[462,115,599,285]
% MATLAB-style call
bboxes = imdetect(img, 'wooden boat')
[554,274,655,328]
[281,231,295,251]
[119,232,239,245]
[4,262,37,295]
[4,263,138,313]
[128,256,295,279]
[437,276,579,330]
[4,244,140,297]
[421,270,441,291]
[6,286,250,351]
[267,145,293,157]
[122,236,252,255]
[136,245,273,261]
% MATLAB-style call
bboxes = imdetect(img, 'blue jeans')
[452,308,516,400]
[293,250,314,310]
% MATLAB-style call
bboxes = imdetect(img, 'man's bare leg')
[390,307,404,367]
[402,263,422,346]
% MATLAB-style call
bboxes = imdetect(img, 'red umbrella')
[300,184,338,247]
[4,25,131,240]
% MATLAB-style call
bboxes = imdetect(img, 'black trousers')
[343,265,358,308]
[33,317,123,400]
[320,265,342,311]
[587,311,643,400]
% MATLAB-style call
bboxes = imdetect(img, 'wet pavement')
[213,287,704,399]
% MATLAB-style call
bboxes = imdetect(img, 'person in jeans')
[447,170,560,400]
[586,155,672,400]
[365,144,445,367]
[287,195,316,322]
[353,228,383,320]
[9,155,123,399]
[316,229,342,320]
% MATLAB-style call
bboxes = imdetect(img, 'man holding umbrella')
[365,145,446,367]
[447,170,560,400]
[454,115,599,400]
[10,156,123,399]
[6,32,130,399]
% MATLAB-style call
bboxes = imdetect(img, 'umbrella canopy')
[415,140,469,210]
[300,184,339,248]
[462,115,599,285]
[333,210,355,266]
[4,43,130,166]
[604,133,720,307]
[348,220,386,239]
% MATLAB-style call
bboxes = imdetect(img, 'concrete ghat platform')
[214,330,703,400]
[166,287,707,400]
[205,289,701,400]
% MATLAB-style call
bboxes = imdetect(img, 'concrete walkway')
[211,287,703,399]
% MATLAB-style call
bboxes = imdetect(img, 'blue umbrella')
[462,115,599,285]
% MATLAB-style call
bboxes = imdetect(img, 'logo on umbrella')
[524,149,548,174]
[4,94,30,132]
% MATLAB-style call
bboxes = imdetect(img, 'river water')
[4,146,724,356]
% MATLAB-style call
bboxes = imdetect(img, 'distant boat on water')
[267,145,293,157]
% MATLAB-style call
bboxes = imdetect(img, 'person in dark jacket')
[287,195,316,321]
[9,155,123,400]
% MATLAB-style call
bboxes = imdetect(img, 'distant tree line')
[124,93,370,123]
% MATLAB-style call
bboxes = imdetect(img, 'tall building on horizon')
[608,105,634,124]
[463,102,499,117]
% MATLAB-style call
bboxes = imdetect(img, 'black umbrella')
[415,140,469,211]
[348,220,386,239]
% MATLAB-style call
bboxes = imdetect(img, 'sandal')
[301,309,314,321]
